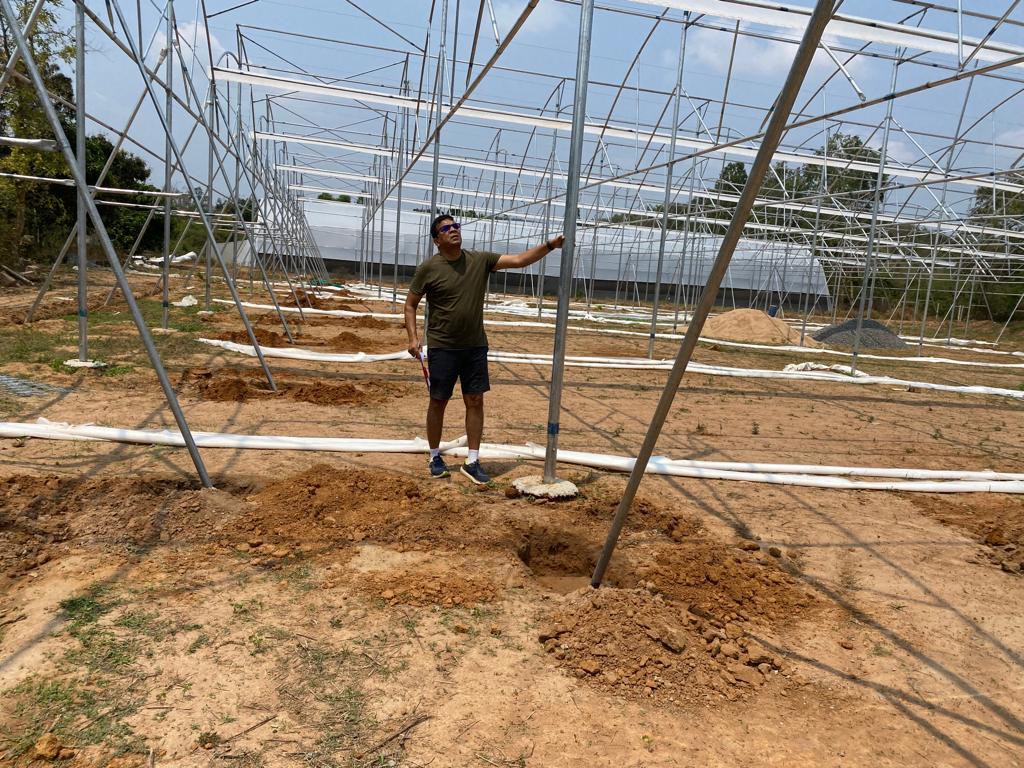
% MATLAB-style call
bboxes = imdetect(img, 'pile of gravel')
[812,318,907,349]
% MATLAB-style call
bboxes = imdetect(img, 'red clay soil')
[179,368,409,405]
[911,494,1024,574]
[0,474,247,581]
[282,380,407,406]
[325,331,365,352]
[0,462,820,713]
[540,587,797,705]
[345,316,394,330]
[214,328,291,347]
[362,570,499,608]
[180,368,276,402]
[290,289,341,310]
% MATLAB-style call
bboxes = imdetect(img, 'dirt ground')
[1,270,1023,768]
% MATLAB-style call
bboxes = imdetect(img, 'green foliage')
[0,1,75,265]
[316,192,352,203]
[0,1,224,267]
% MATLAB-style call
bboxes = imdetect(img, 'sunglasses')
[438,222,461,234]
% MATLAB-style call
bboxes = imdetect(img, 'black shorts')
[427,346,490,401]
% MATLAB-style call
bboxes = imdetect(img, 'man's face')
[433,218,461,249]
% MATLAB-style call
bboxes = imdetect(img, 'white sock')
[467,449,479,464]
[430,448,440,459]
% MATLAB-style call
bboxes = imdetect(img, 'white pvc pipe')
[216,298,1024,368]
[196,338,1024,401]
[2,420,1022,494]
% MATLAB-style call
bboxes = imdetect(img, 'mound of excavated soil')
[283,381,406,406]
[181,368,276,402]
[215,328,291,347]
[618,541,813,622]
[326,331,366,352]
[0,475,247,579]
[289,289,340,310]
[346,316,394,330]
[540,588,794,704]
[812,318,906,349]
[702,309,821,347]
[180,369,409,405]
[911,494,1024,575]
[242,465,467,547]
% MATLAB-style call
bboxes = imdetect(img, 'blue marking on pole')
[78,309,88,317]
[547,422,559,436]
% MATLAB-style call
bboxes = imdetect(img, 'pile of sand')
[701,309,821,347]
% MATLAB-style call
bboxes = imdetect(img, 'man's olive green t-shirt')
[410,249,500,349]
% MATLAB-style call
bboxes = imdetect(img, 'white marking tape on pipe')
[1,420,1022,493]
[196,339,1024,401]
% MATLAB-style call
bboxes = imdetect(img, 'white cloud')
[175,20,227,65]
[152,20,226,67]
[493,0,572,38]
[997,127,1024,149]
[865,135,917,165]
[687,25,875,90]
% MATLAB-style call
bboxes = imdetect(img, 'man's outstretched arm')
[493,234,564,271]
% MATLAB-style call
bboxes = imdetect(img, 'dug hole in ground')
[1,274,1023,767]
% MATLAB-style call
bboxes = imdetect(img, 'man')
[405,213,564,484]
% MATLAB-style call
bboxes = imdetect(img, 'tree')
[794,133,887,212]
[0,0,75,265]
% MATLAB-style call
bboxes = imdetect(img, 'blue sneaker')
[428,455,450,478]
[460,461,491,485]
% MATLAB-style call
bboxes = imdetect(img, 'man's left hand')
[548,234,565,250]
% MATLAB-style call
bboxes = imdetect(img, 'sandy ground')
[1,270,1023,768]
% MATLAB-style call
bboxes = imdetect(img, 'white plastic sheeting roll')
[217,298,1024,368]
[1,419,1022,494]
[196,338,1024,401]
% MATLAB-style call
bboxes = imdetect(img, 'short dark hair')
[430,213,455,238]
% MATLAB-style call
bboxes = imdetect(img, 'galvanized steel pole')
[75,1,88,361]
[592,0,837,587]
[542,0,595,485]
[161,0,174,330]
[647,19,687,358]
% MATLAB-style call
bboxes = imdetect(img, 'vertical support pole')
[75,0,88,361]
[591,0,835,587]
[538,95,560,320]
[161,0,174,329]
[850,56,898,375]
[799,192,823,346]
[430,3,447,218]
[648,18,686,357]
[205,92,214,310]
[393,81,408,312]
[542,0,595,485]
[672,159,697,330]
[586,173,601,315]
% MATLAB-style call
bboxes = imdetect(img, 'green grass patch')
[59,584,116,629]
[0,326,72,369]
[98,364,135,377]
[112,610,177,641]
[2,677,143,757]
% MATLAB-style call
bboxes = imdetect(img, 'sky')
[57,0,1024,224]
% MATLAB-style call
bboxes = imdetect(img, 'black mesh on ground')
[812,318,907,349]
